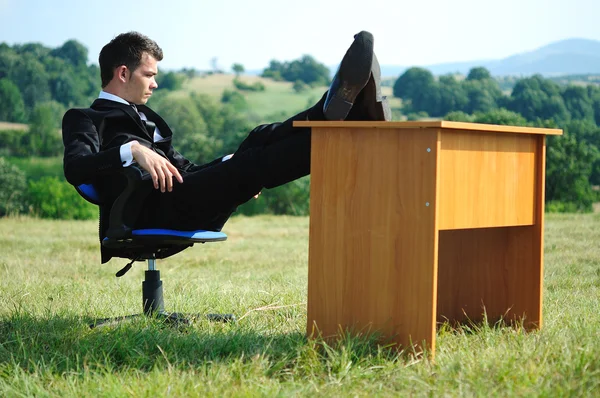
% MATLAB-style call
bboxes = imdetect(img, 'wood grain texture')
[307,127,440,352]
[437,130,537,229]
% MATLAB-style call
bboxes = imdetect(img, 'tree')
[232,63,245,76]
[0,44,18,80]
[562,85,594,122]
[9,53,51,109]
[261,55,330,86]
[508,75,569,123]
[0,158,27,216]
[49,70,82,106]
[26,101,64,156]
[50,39,88,68]
[561,119,600,186]
[189,92,253,156]
[546,133,599,211]
[587,85,600,125]
[152,96,214,163]
[464,79,502,114]
[13,42,51,60]
[261,60,283,81]
[293,80,308,93]
[466,67,492,81]
[471,108,528,126]
[444,111,475,122]
[221,88,247,110]
[438,75,468,116]
[284,55,330,86]
[0,78,26,122]
[157,71,183,91]
[0,40,98,116]
[393,67,440,115]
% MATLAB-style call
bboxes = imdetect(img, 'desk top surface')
[293,120,563,135]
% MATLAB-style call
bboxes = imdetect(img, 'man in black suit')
[62,31,389,262]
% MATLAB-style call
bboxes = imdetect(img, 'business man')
[62,31,389,262]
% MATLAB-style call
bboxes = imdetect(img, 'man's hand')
[131,142,183,192]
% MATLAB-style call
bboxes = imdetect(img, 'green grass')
[1,214,599,396]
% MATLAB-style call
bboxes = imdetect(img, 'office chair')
[75,164,235,328]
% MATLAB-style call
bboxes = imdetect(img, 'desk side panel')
[308,127,439,351]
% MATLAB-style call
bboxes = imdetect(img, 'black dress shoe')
[323,31,374,120]
[346,52,392,121]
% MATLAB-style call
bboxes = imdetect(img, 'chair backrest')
[76,183,103,206]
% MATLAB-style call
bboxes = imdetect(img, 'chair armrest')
[106,164,154,239]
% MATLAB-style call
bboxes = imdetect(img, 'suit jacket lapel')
[91,99,151,140]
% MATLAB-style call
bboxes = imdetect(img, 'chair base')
[89,262,236,329]
[89,311,236,329]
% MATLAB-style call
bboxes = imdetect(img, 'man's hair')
[99,31,163,88]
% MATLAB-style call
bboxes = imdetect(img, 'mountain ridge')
[376,38,600,77]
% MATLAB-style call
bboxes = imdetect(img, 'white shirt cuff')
[120,142,135,167]
[222,154,233,162]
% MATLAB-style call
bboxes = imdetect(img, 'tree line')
[1,39,600,218]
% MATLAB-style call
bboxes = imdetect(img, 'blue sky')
[1,0,598,72]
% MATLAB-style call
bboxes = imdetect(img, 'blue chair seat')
[132,229,227,241]
[102,228,227,247]
[77,180,228,250]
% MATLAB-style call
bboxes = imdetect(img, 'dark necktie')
[128,103,155,137]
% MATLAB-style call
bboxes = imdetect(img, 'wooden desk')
[294,120,562,357]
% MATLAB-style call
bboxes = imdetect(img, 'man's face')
[123,52,158,104]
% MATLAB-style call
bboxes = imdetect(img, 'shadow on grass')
[0,313,401,376]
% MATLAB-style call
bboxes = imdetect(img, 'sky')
[1,0,599,72]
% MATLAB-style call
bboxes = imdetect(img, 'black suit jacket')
[62,99,202,263]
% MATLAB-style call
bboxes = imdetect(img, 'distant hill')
[248,38,600,79]
[376,38,600,78]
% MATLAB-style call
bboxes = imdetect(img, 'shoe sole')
[324,31,374,120]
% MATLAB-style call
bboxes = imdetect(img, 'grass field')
[1,213,599,396]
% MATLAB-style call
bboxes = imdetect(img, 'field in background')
[165,74,328,119]
[0,214,599,396]
[160,73,400,120]
[0,122,27,131]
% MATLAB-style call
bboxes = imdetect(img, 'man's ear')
[115,65,129,83]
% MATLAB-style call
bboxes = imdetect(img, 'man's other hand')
[131,142,183,192]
